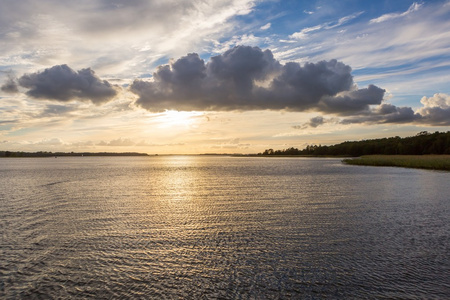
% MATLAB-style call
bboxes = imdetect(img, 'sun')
[155,110,204,128]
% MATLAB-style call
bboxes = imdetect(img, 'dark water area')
[1,156,449,299]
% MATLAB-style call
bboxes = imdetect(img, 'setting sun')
[155,110,204,129]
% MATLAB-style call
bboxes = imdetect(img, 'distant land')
[259,131,450,156]
[0,151,149,157]
[2,131,450,158]
[343,155,450,171]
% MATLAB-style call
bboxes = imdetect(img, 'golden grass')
[342,155,450,171]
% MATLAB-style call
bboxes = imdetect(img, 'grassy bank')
[342,155,450,171]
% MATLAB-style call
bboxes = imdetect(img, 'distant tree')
[259,131,450,156]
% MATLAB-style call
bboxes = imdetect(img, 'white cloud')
[211,34,264,54]
[0,0,259,78]
[290,25,323,39]
[327,11,364,29]
[35,138,65,146]
[420,93,450,109]
[273,1,450,106]
[260,22,271,30]
[98,138,135,147]
[289,11,363,40]
[369,2,423,24]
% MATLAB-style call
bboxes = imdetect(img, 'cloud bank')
[3,46,449,127]
[300,93,450,128]
[5,65,118,103]
[130,46,385,114]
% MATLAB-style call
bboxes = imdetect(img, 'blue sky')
[1,0,449,153]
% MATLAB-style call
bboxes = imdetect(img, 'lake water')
[1,156,449,299]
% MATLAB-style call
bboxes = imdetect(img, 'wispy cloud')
[289,25,323,39]
[276,0,450,106]
[369,2,423,24]
[0,0,259,78]
[326,11,365,29]
[289,11,364,39]
[260,23,271,30]
[98,138,135,147]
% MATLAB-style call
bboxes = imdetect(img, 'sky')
[1,0,449,154]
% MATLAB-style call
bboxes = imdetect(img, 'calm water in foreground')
[1,156,449,299]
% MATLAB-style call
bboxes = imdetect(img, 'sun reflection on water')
[3,157,448,298]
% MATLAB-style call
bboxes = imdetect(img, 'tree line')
[0,151,149,157]
[259,131,450,156]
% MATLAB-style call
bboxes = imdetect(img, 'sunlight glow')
[154,110,204,129]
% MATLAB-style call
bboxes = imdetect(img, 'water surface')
[1,156,449,298]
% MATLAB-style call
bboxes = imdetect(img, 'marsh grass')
[342,155,450,171]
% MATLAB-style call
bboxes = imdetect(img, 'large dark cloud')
[130,45,450,126]
[16,65,118,103]
[130,46,384,113]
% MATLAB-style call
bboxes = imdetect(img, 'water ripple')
[1,156,449,298]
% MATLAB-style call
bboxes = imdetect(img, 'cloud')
[1,73,19,93]
[417,93,450,126]
[35,138,65,146]
[260,23,271,30]
[0,0,259,77]
[16,65,118,103]
[319,84,385,114]
[340,103,421,125]
[38,104,78,117]
[291,93,450,127]
[289,11,364,39]
[307,116,325,128]
[338,94,450,126]
[326,11,364,29]
[289,25,323,39]
[136,140,185,147]
[18,65,117,104]
[98,138,135,147]
[292,116,325,129]
[420,93,450,109]
[370,2,422,24]
[130,46,384,114]
[211,138,250,149]
[292,116,339,129]
[279,2,449,81]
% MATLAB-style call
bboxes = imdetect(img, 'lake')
[1,156,449,299]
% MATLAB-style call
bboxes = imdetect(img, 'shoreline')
[342,155,450,171]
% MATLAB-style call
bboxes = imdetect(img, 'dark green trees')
[259,131,450,156]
